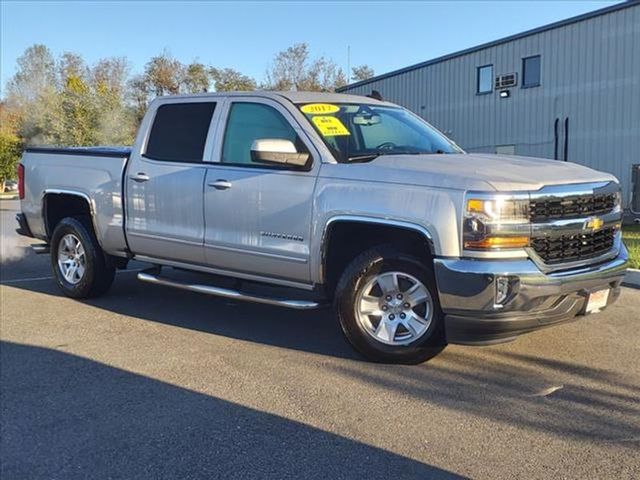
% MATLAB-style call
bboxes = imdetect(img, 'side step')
[137,271,323,310]
[31,244,50,254]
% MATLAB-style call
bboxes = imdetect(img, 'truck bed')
[20,146,131,256]
[24,146,132,157]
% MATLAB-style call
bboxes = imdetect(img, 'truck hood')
[346,153,618,191]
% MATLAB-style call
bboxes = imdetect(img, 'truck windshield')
[298,103,462,163]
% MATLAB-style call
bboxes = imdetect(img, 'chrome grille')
[531,227,616,264]
[529,193,617,223]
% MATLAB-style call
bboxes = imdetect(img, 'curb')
[0,195,18,201]
[623,269,640,289]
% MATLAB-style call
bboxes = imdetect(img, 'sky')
[0,1,621,96]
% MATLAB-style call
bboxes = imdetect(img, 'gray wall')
[341,3,640,206]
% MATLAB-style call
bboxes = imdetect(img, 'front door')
[203,98,319,283]
[125,100,218,264]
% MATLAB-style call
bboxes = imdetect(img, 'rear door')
[125,99,219,264]
[202,97,320,284]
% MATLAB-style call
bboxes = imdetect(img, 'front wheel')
[335,245,446,364]
[50,217,115,298]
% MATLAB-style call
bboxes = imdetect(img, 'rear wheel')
[50,217,115,298]
[335,245,446,364]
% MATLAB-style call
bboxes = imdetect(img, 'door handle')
[208,179,232,190]
[130,172,150,183]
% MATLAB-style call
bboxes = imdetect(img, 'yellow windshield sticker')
[312,116,350,136]
[301,103,340,115]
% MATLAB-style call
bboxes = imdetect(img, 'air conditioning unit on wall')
[495,73,518,89]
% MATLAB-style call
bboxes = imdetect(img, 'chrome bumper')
[434,244,629,345]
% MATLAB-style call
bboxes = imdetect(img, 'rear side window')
[145,102,216,162]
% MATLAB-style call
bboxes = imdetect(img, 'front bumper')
[434,245,628,345]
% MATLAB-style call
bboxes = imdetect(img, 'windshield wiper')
[346,153,383,162]
[390,150,448,155]
[346,149,449,162]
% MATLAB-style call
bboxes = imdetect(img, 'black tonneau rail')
[25,146,132,158]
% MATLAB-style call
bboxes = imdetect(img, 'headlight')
[612,190,622,213]
[463,194,530,250]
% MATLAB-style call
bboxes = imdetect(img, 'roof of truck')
[156,90,395,106]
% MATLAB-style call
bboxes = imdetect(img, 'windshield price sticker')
[312,116,351,136]
[301,103,340,115]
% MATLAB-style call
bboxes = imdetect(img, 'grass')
[622,225,640,269]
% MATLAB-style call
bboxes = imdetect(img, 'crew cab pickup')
[16,92,628,363]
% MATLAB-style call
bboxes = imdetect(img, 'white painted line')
[0,268,143,285]
[1,275,55,284]
[529,385,564,397]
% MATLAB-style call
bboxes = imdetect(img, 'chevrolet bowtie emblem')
[585,217,604,231]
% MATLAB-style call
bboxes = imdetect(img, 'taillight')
[18,163,25,200]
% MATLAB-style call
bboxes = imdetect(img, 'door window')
[221,102,301,165]
[145,102,216,162]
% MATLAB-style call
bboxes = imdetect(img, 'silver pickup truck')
[16,91,628,363]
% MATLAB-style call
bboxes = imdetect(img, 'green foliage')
[184,62,210,93]
[144,50,184,96]
[351,65,375,82]
[210,68,256,92]
[0,131,22,183]
[5,46,137,147]
[265,42,347,92]
[623,226,640,269]
[2,42,357,150]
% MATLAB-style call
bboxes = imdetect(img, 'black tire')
[334,245,446,364]
[50,217,115,298]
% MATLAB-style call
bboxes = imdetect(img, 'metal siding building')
[338,1,640,207]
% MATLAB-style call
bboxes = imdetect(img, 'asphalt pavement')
[1,199,639,479]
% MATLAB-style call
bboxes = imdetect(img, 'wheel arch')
[42,189,100,245]
[320,215,437,295]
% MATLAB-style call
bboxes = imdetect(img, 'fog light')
[494,276,510,307]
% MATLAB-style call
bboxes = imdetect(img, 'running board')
[137,271,322,310]
[31,243,50,254]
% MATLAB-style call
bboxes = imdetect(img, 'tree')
[306,57,347,91]
[5,44,58,144]
[91,58,136,145]
[128,74,150,124]
[127,50,185,125]
[92,57,129,100]
[144,50,184,96]
[183,62,210,93]
[45,52,97,146]
[0,130,22,190]
[209,68,256,92]
[2,42,356,153]
[265,42,347,92]
[351,65,375,82]
[58,52,88,86]
[6,44,56,104]
[266,43,309,91]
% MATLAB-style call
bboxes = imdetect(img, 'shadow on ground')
[326,349,640,443]
[6,274,640,446]
[0,341,464,479]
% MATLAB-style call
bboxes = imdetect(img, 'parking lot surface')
[1,199,639,479]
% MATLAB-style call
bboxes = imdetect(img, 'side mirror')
[250,139,310,168]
